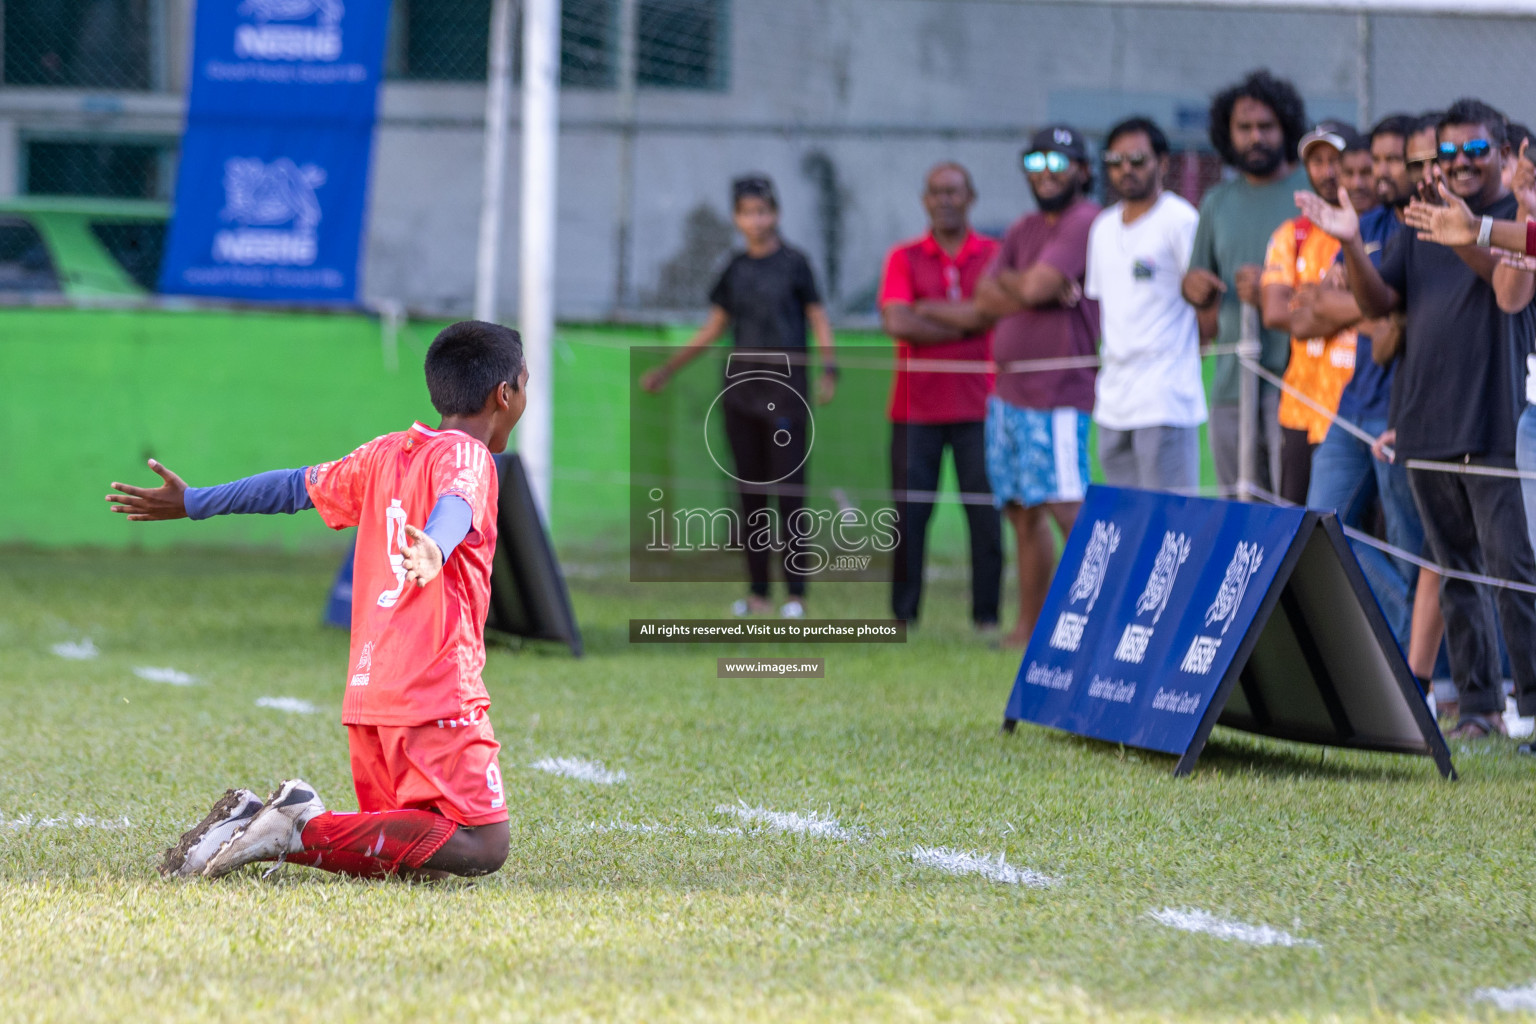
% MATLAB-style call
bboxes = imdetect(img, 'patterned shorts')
[984,397,1091,509]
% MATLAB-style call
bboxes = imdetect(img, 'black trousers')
[1279,426,1315,507]
[890,421,1002,624]
[1408,461,1536,717]
[724,404,808,598]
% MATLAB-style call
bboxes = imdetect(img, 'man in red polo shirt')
[878,162,1002,630]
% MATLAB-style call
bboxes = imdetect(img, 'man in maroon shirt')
[976,124,1102,647]
[879,162,1002,630]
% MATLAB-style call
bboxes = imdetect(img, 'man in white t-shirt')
[1085,116,1208,493]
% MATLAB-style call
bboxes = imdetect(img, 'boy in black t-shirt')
[641,175,838,617]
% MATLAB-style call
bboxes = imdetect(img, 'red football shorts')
[347,709,508,827]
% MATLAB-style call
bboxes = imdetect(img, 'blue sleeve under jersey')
[185,471,474,562]
[183,468,314,520]
[423,494,474,562]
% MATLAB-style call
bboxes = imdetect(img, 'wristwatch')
[1477,215,1494,247]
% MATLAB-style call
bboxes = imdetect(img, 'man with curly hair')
[1182,69,1310,498]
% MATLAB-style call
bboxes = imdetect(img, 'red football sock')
[294,810,457,876]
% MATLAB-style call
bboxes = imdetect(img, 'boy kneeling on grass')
[107,321,525,880]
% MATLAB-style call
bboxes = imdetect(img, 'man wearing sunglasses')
[975,124,1100,648]
[1084,116,1205,495]
[1297,98,1536,740]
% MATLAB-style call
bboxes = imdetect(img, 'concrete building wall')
[2,1,1534,319]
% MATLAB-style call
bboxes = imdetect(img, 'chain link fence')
[2,0,1535,311]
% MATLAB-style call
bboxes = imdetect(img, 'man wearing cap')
[1182,70,1310,497]
[1260,120,1377,503]
[975,124,1101,647]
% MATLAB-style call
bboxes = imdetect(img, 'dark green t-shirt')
[1188,165,1309,406]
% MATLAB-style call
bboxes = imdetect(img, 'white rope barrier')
[1245,481,1536,596]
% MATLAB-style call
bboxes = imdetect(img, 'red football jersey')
[306,422,500,726]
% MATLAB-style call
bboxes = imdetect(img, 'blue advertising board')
[159,0,390,303]
[1004,486,1453,778]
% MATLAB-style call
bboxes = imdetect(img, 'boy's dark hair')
[1369,113,1415,146]
[424,320,525,416]
[1415,111,1446,136]
[1509,122,1533,152]
[1105,116,1170,158]
[1439,98,1508,146]
[1207,69,1307,168]
[731,174,778,211]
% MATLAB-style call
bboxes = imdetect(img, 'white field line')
[133,666,197,686]
[51,639,98,660]
[1149,908,1320,948]
[256,696,318,714]
[1475,983,1536,1011]
[582,820,745,837]
[714,803,859,840]
[1,812,131,830]
[911,846,1058,888]
[530,757,628,785]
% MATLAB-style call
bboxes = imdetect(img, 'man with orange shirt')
[1261,122,1377,503]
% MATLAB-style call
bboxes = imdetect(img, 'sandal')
[1445,713,1509,740]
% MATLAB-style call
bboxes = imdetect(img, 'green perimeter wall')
[1,308,1212,554]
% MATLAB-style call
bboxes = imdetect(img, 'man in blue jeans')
[1294,115,1421,646]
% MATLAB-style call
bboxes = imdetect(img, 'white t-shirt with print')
[1084,192,1208,430]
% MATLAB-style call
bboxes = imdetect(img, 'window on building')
[90,220,167,291]
[638,0,727,90]
[386,0,727,90]
[25,140,172,200]
[387,0,616,86]
[0,218,62,293]
[4,0,152,89]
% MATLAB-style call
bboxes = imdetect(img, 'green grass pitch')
[3,546,1536,1022]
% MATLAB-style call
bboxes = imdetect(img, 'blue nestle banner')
[159,0,390,303]
[1005,486,1308,756]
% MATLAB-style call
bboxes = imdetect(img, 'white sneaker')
[202,779,325,879]
[732,599,752,616]
[158,789,263,878]
[779,599,805,619]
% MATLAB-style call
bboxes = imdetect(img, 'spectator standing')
[1182,70,1310,496]
[878,163,1002,630]
[976,125,1101,647]
[1291,115,1428,656]
[642,175,837,619]
[1298,99,1536,738]
[1085,116,1206,493]
[1260,121,1375,503]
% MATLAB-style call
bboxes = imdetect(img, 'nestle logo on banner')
[234,0,344,62]
[1114,531,1191,665]
[1178,541,1265,677]
[1048,520,1120,652]
[213,157,325,266]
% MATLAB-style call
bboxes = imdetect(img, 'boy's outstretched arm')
[106,459,190,521]
[107,460,314,522]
